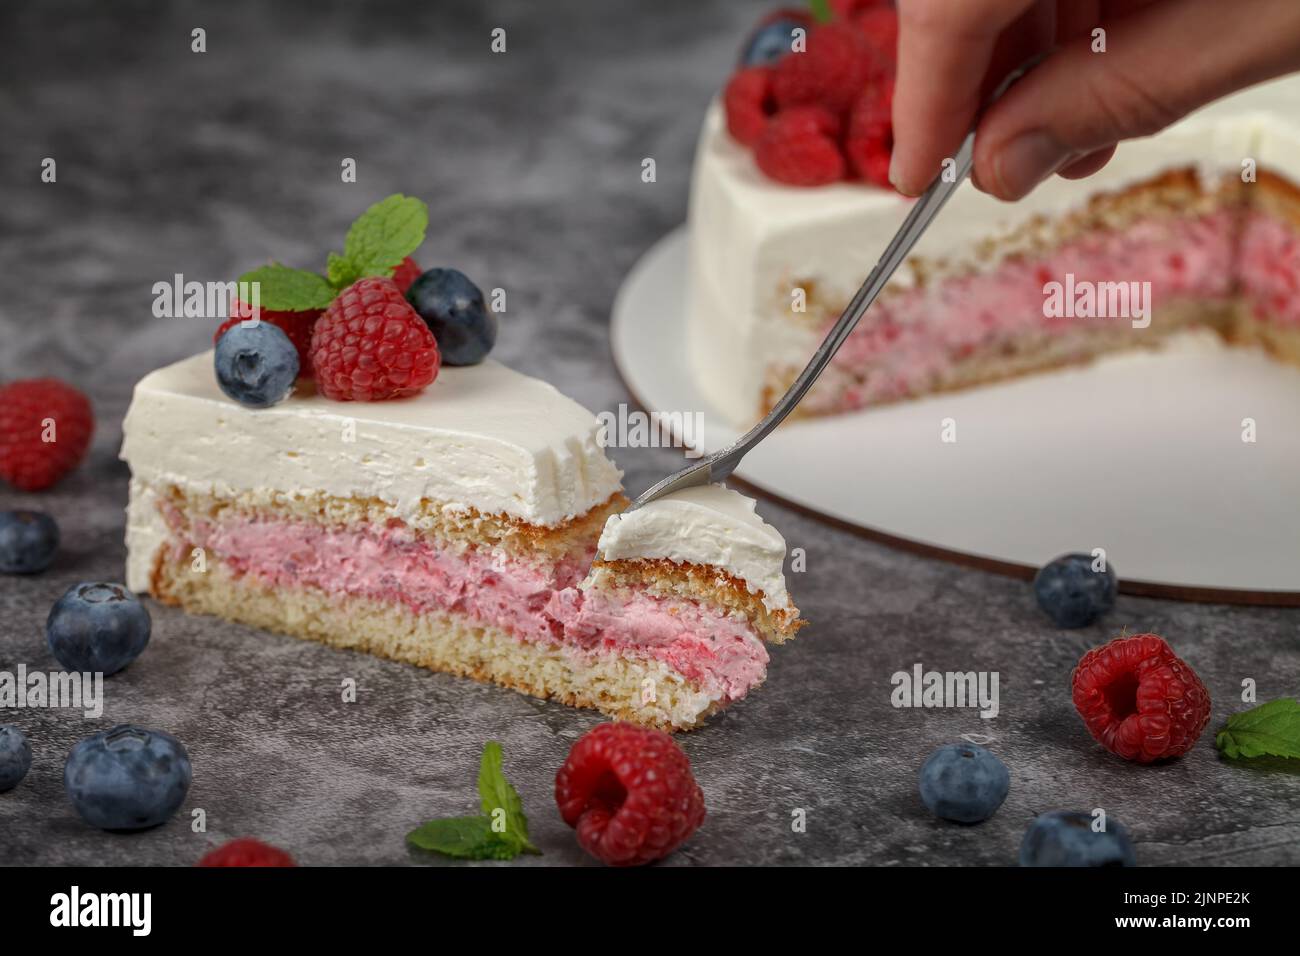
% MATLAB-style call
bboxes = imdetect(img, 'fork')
[626,63,1038,512]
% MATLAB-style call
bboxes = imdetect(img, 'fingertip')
[888,152,924,197]
[1057,145,1118,180]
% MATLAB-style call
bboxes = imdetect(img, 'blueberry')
[0,510,59,574]
[64,725,192,831]
[918,743,1010,823]
[1033,553,1117,628]
[406,268,496,366]
[214,321,298,408]
[46,582,151,676]
[1020,810,1137,866]
[0,725,33,792]
[740,18,804,67]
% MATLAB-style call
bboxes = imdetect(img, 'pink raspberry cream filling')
[172,513,769,702]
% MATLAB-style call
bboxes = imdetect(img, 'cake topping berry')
[739,9,813,67]
[723,66,777,147]
[721,8,897,189]
[406,268,497,366]
[852,4,899,69]
[845,77,894,187]
[1072,633,1211,763]
[755,106,846,186]
[771,21,875,115]
[0,509,60,574]
[391,255,422,294]
[215,302,321,379]
[0,379,94,492]
[310,277,441,401]
[198,838,297,867]
[214,322,301,408]
[555,722,705,866]
[1034,552,1117,628]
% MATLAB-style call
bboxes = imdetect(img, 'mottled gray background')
[1,0,1297,867]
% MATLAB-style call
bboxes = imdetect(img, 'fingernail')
[888,153,919,197]
[993,130,1069,199]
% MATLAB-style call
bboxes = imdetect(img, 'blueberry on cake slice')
[120,353,799,729]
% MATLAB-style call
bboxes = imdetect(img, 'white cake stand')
[610,227,1300,605]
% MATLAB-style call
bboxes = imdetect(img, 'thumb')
[973,0,1300,200]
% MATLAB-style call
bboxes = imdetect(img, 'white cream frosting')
[686,75,1300,426]
[120,351,625,590]
[596,483,792,612]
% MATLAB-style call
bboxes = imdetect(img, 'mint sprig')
[808,0,832,24]
[231,193,428,314]
[236,263,336,312]
[406,741,541,861]
[407,816,517,860]
[328,193,428,289]
[478,741,541,855]
[1216,699,1300,760]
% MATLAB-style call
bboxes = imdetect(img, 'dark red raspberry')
[1072,633,1212,764]
[215,302,321,379]
[771,21,875,115]
[555,723,706,866]
[309,277,441,401]
[197,837,296,867]
[854,5,899,67]
[755,107,846,186]
[723,66,775,147]
[0,379,94,491]
[845,77,894,187]
[391,256,421,294]
[829,0,892,18]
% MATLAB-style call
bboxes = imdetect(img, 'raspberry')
[197,837,296,867]
[755,107,846,186]
[215,303,321,379]
[1072,633,1212,764]
[555,723,705,866]
[855,6,900,67]
[310,277,440,402]
[829,0,891,17]
[0,379,94,491]
[392,255,421,294]
[723,67,775,146]
[845,77,894,187]
[771,21,875,115]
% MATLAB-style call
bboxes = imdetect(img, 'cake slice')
[121,352,798,729]
[551,483,802,729]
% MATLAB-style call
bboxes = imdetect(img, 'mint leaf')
[808,0,832,24]
[478,741,541,855]
[406,741,541,861]
[1216,699,1300,760]
[406,816,509,860]
[326,252,355,289]
[330,193,428,288]
[236,263,336,312]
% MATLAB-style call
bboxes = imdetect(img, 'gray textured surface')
[1,0,1298,867]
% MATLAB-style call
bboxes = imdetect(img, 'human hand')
[888,0,1300,200]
